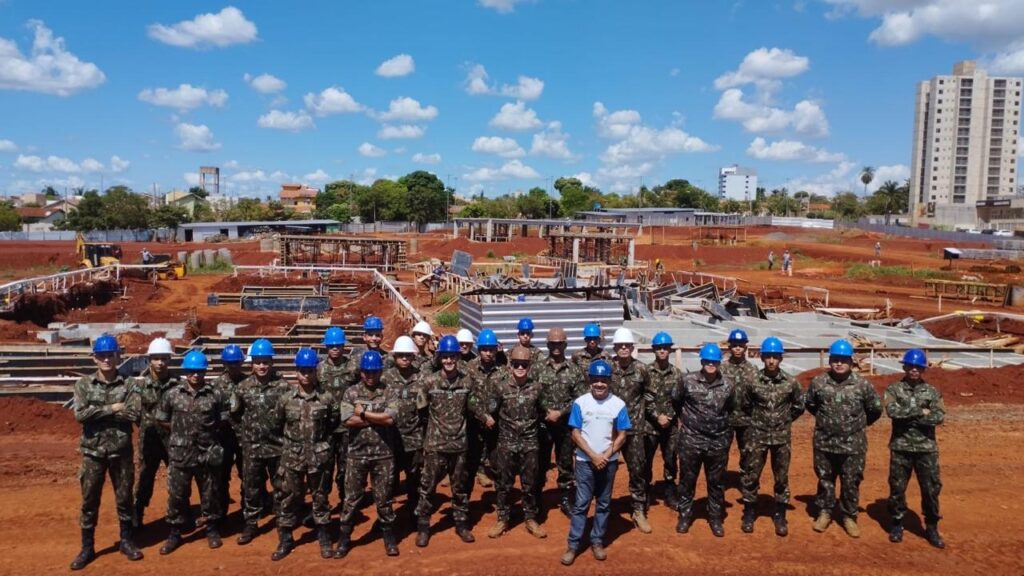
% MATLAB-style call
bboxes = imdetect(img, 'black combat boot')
[709,518,725,538]
[559,488,574,517]
[236,523,257,545]
[317,526,332,559]
[663,483,679,510]
[741,504,756,533]
[69,528,95,570]
[455,522,475,543]
[415,518,431,548]
[772,503,789,537]
[206,521,223,549]
[118,521,144,561]
[889,521,904,543]
[159,529,183,555]
[925,523,945,549]
[676,514,691,534]
[270,529,294,561]
[334,525,353,559]
[381,526,400,556]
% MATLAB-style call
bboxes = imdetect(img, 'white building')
[718,165,757,201]
[909,61,1022,228]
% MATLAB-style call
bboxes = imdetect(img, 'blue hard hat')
[221,344,244,363]
[476,328,498,347]
[438,335,460,354]
[728,329,749,344]
[829,339,854,358]
[902,349,927,369]
[699,343,723,363]
[295,347,319,368]
[322,326,347,346]
[360,350,384,371]
[583,323,601,339]
[92,334,120,354]
[588,359,612,378]
[250,338,275,358]
[517,318,534,332]
[652,332,674,347]
[181,350,209,371]
[760,336,785,355]
[363,316,384,332]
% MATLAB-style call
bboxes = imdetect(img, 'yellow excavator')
[75,233,185,280]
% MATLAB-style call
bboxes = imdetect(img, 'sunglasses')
[653,345,672,351]
[701,360,720,366]
[511,361,530,369]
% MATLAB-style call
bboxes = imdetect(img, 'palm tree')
[876,180,901,224]
[860,166,875,198]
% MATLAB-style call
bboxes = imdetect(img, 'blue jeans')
[567,459,618,549]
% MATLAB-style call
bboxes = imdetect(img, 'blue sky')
[1,0,1022,201]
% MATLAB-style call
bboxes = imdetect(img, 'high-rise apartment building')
[909,61,1022,227]
[718,164,757,201]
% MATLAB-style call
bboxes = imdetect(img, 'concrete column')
[572,238,580,263]
[486,219,493,242]
[627,239,635,266]
[452,220,458,239]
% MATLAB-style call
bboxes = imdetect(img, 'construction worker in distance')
[213,345,247,524]
[674,343,734,538]
[134,337,178,528]
[572,323,611,372]
[230,338,290,545]
[384,336,428,516]
[158,350,229,555]
[272,348,338,561]
[464,328,508,491]
[885,349,946,549]
[70,334,143,571]
[410,320,436,370]
[609,327,655,534]
[738,336,804,536]
[515,318,545,363]
[805,339,882,538]
[719,329,760,500]
[647,331,682,510]
[472,346,547,540]
[319,326,354,502]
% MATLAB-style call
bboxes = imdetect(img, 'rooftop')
[178,219,339,229]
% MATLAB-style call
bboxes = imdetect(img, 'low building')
[176,219,340,242]
[279,183,319,215]
[16,206,65,231]
[576,207,741,226]
[19,192,47,207]
[164,190,202,216]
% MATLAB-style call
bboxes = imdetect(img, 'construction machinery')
[75,233,122,268]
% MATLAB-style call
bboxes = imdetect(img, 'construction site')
[1,224,1023,575]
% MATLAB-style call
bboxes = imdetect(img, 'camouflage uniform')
[470,371,544,522]
[673,371,735,522]
[275,386,338,529]
[648,361,682,492]
[415,368,474,524]
[536,356,587,497]
[739,369,804,505]
[213,371,246,514]
[721,357,760,472]
[610,358,655,512]
[318,356,354,499]
[157,382,229,528]
[382,365,427,511]
[571,347,611,373]
[884,378,945,525]
[134,370,177,516]
[73,371,141,530]
[346,345,395,376]
[230,374,289,526]
[464,357,509,489]
[805,371,882,518]
[338,382,400,530]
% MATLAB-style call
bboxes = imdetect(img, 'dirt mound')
[922,315,1024,342]
[0,397,78,437]
[417,236,548,260]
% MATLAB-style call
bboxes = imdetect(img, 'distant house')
[164,190,202,216]
[16,206,65,231]
[20,192,47,207]
[44,197,80,213]
[176,219,339,242]
[279,183,318,215]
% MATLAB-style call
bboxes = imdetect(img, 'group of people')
[70,317,946,570]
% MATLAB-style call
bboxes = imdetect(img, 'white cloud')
[110,155,130,173]
[138,84,228,110]
[147,7,258,49]
[358,142,387,157]
[376,97,438,121]
[79,158,104,172]
[479,0,532,13]
[243,72,286,93]
[785,161,909,197]
[530,122,576,160]
[175,122,221,152]
[571,172,596,188]
[670,68,680,77]
[304,86,365,116]
[412,152,442,164]
[302,169,329,184]
[184,172,201,187]
[714,47,810,92]
[463,64,544,100]
[13,154,97,173]
[378,124,425,139]
[746,137,846,163]
[223,160,241,169]
[354,168,378,186]
[464,159,541,182]
[0,139,16,152]
[868,164,911,192]
[489,101,543,131]
[593,102,642,139]
[500,76,544,100]
[257,109,314,131]
[714,88,829,137]
[464,64,492,95]
[472,136,525,158]
[229,169,268,183]
[376,54,415,77]
[0,20,105,96]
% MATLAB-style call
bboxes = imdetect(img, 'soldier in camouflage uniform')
[383,336,427,515]
[514,318,546,363]
[536,327,587,517]
[336,350,401,558]
[472,346,548,539]
[133,337,177,527]
[410,320,436,371]
[456,329,478,365]
[231,338,290,545]
[213,344,247,517]
[738,336,804,536]
[318,327,354,502]
[271,348,339,561]
[673,343,734,537]
[608,327,655,533]
[720,329,760,484]
[464,329,509,491]
[347,316,395,378]
[157,350,229,555]
[414,335,477,547]
[70,335,143,571]
[647,332,683,510]
[571,323,611,373]
[884,349,946,549]
[805,339,882,538]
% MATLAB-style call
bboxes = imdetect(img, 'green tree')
[192,200,217,222]
[148,204,191,230]
[0,202,21,232]
[188,185,209,199]
[517,187,560,219]
[325,203,353,223]
[222,198,269,222]
[365,178,409,221]
[765,188,801,216]
[103,186,150,229]
[399,171,447,225]
[555,177,597,216]
[832,191,865,220]
[57,190,105,231]
[860,166,875,197]
[654,179,720,211]
[41,185,59,199]
[459,202,488,218]
[720,198,744,214]
[866,180,909,220]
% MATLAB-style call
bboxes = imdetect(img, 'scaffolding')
[546,229,635,265]
[278,235,407,271]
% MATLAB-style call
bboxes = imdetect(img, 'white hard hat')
[412,320,434,337]
[611,327,635,345]
[392,335,418,355]
[456,329,474,344]
[245,344,252,363]
[147,337,173,356]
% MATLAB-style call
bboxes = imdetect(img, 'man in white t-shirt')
[560,360,631,566]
